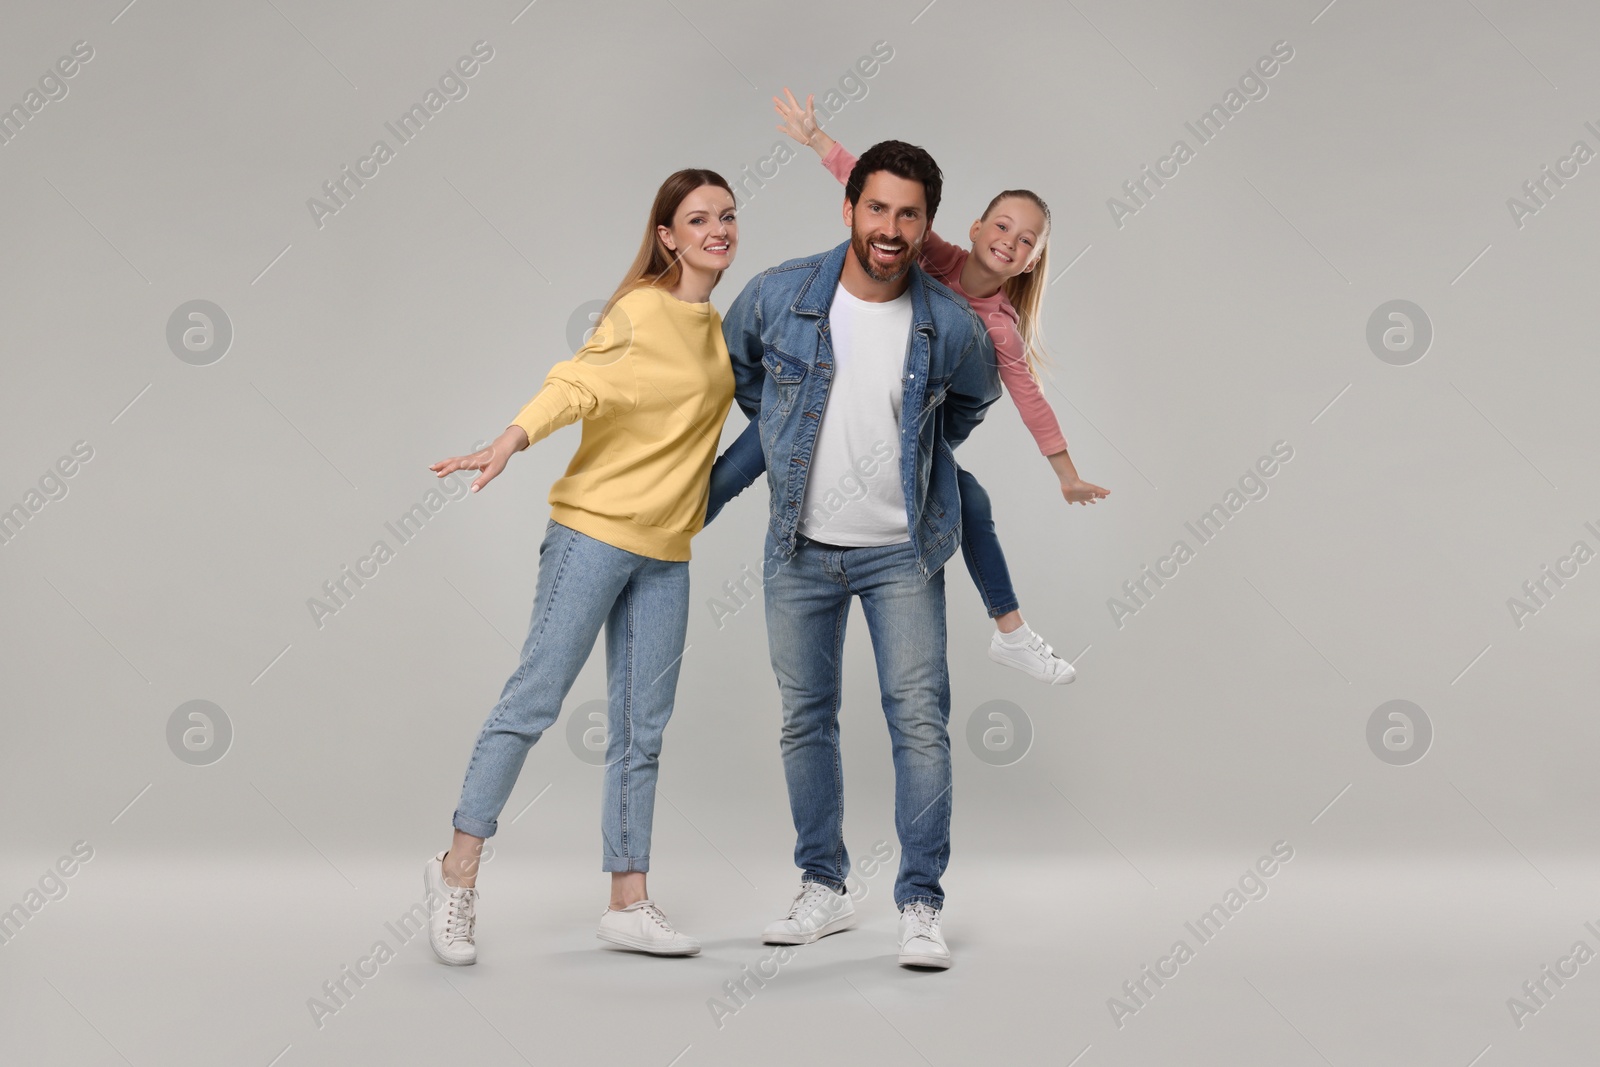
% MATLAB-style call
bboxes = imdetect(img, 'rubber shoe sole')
[898,943,952,969]
[762,911,859,945]
[987,641,1077,685]
[596,928,700,956]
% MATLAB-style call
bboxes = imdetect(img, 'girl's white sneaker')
[988,623,1076,685]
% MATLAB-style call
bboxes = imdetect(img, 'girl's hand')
[430,426,527,493]
[1061,478,1110,505]
[773,87,834,157]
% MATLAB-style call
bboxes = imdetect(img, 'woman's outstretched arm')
[428,298,639,493]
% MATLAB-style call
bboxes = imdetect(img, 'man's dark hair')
[844,139,943,222]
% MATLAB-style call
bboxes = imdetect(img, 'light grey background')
[3,1,1598,1064]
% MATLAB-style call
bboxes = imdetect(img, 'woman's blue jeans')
[452,519,689,873]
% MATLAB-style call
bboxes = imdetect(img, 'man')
[705,140,1001,969]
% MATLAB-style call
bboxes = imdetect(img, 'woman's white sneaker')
[424,850,478,966]
[762,881,857,944]
[897,902,951,969]
[597,899,701,956]
[988,623,1076,685]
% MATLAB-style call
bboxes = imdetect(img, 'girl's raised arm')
[772,88,965,281]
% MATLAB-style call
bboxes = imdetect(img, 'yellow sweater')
[510,285,734,561]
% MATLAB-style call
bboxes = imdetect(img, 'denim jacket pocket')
[762,344,807,382]
[763,343,807,416]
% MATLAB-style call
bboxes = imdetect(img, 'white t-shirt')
[796,283,912,546]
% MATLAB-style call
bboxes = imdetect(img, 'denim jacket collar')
[706,235,1002,582]
[788,238,938,340]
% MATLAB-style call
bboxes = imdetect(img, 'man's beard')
[851,228,915,283]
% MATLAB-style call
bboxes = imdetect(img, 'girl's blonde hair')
[981,189,1052,382]
[597,167,736,325]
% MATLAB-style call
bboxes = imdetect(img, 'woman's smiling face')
[657,184,738,277]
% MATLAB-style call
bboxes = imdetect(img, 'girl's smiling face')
[968,196,1048,278]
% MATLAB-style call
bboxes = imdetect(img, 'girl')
[422,169,739,963]
[772,89,1108,684]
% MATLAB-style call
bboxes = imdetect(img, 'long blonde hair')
[981,189,1052,382]
[598,168,735,325]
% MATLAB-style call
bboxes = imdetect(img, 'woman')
[749,89,1109,684]
[422,169,738,964]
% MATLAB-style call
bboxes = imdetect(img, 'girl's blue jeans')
[955,466,1020,619]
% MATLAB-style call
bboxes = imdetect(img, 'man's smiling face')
[845,170,929,284]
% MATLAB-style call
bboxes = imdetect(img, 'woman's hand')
[773,87,834,158]
[1061,477,1110,505]
[430,425,528,493]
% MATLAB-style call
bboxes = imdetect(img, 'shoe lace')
[636,900,677,933]
[787,882,832,920]
[444,886,478,944]
[904,902,941,940]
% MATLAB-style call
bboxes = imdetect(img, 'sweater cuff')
[511,385,574,448]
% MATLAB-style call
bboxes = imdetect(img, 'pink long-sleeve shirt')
[822,141,1068,456]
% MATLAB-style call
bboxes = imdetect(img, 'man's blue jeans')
[761,527,953,909]
[453,519,689,873]
[709,421,1019,619]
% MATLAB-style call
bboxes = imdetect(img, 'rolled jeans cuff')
[985,597,1020,619]
[452,811,497,839]
[802,873,847,895]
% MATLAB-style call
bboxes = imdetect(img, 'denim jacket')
[705,237,1001,580]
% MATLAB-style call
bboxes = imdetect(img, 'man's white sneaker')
[988,624,1076,685]
[597,899,701,956]
[424,850,478,966]
[898,902,951,969]
[762,881,857,944]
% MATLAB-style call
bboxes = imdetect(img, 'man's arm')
[941,312,1002,451]
[704,416,766,525]
[704,273,770,524]
[724,272,766,420]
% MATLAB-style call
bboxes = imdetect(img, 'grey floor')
[6,0,1600,1064]
[3,847,1595,1066]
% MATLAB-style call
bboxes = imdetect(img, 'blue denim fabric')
[954,466,1019,618]
[713,239,1001,581]
[453,519,689,873]
[708,420,1019,619]
[760,526,953,909]
[704,415,764,527]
